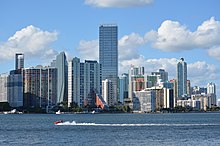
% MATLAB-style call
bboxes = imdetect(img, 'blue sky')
[0,0,220,97]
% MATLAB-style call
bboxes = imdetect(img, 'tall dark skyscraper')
[15,53,24,70]
[99,24,118,104]
[177,58,187,98]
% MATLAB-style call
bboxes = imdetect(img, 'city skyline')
[0,0,219,97]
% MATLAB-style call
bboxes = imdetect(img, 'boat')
[54,120,63,125]
[55,110,61,115]
[3,109,23,114]
[91,110,95,114]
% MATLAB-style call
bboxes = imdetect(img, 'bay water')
[0,113,220,146]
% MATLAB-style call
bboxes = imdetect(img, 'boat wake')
[55,121,218,126]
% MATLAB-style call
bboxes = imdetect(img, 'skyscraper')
[51,52,68,103]
[129,66,145,100]
[68,57,102,107]
[207,82,217,106]
[119,73,129,104]
[151,69,168,83]
[15,53,24,70]
[0,73,8,103]
[99,24,118,104]
[23,66,57,109]
[102,79,114,106]
[177,58,187,99]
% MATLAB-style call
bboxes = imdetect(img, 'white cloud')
[151,17,220,53]
[0,25,58,62]
[85,0,153,8]
[76,39,99,61]
[119,57,217,87]
[119,33,145,60]
[207,46,220,60]
[188,61,217,85]
[76,33,145,62]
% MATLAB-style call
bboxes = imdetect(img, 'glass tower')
[99,24,118,104]
[177,58,187,98]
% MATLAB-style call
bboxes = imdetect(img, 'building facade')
[102,79,114,106]
[128,66,145,100]
[134,89,156,113]
[0,73,8,103]
[68,58,102,107]
[119,73,129,104]
[51,52,68,104]
[23,66,57,110]
[177,58,187,99]
[15,53,24,70]
[99,24,118,104]
[207,82,217,106]
[151,69,168,83]
[8,70,23,107]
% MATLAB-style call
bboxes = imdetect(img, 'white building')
[0,73,8,103]
[102,79,114,106]
[163,88,174,109]
[128,66,145,100]
[207,82,217,106]
[134,89,156,113]
[217,99,220,107]
[68,57,102,107]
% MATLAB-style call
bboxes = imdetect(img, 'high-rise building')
[207,82,217,106]
[51,52,68,103]
[151,69,168,83]
[15,53,24,70]
[170,79,177,107]
[0,73,8,103]
[134,89,156,113]
[146,75,159,88]
[187,80,191,96]
[119,73,129,104]
[99,24,118,104]
[8,70,23,107]
[207,82,216,95]
[23,66,57,110]
[163,88,174,109]
[102,79,114,106]
[68,57,102,107]
[128,66,145,100]
[192,86,207,95]
[177,58,187,99]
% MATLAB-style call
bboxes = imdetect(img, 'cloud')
[119,57,217,86]
[151,17,220,53]
[77,17,220,61]
[85,0,153,8]
[0,25,58,62]
[76,33,145,61]
[207,46,220,60]
[119,33,145,60]
[76,39,99,61]
[188,61,217,85]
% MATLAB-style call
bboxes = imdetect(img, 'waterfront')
[0,113,220,146]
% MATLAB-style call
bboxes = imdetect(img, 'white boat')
[91,110,95,114]
[56,110,61,114]
[3,109,23,114]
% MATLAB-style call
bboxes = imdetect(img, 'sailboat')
[56,110,61,115]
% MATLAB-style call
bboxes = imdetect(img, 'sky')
[0,0,220,97]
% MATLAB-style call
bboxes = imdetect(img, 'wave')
[56,121,218,126]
